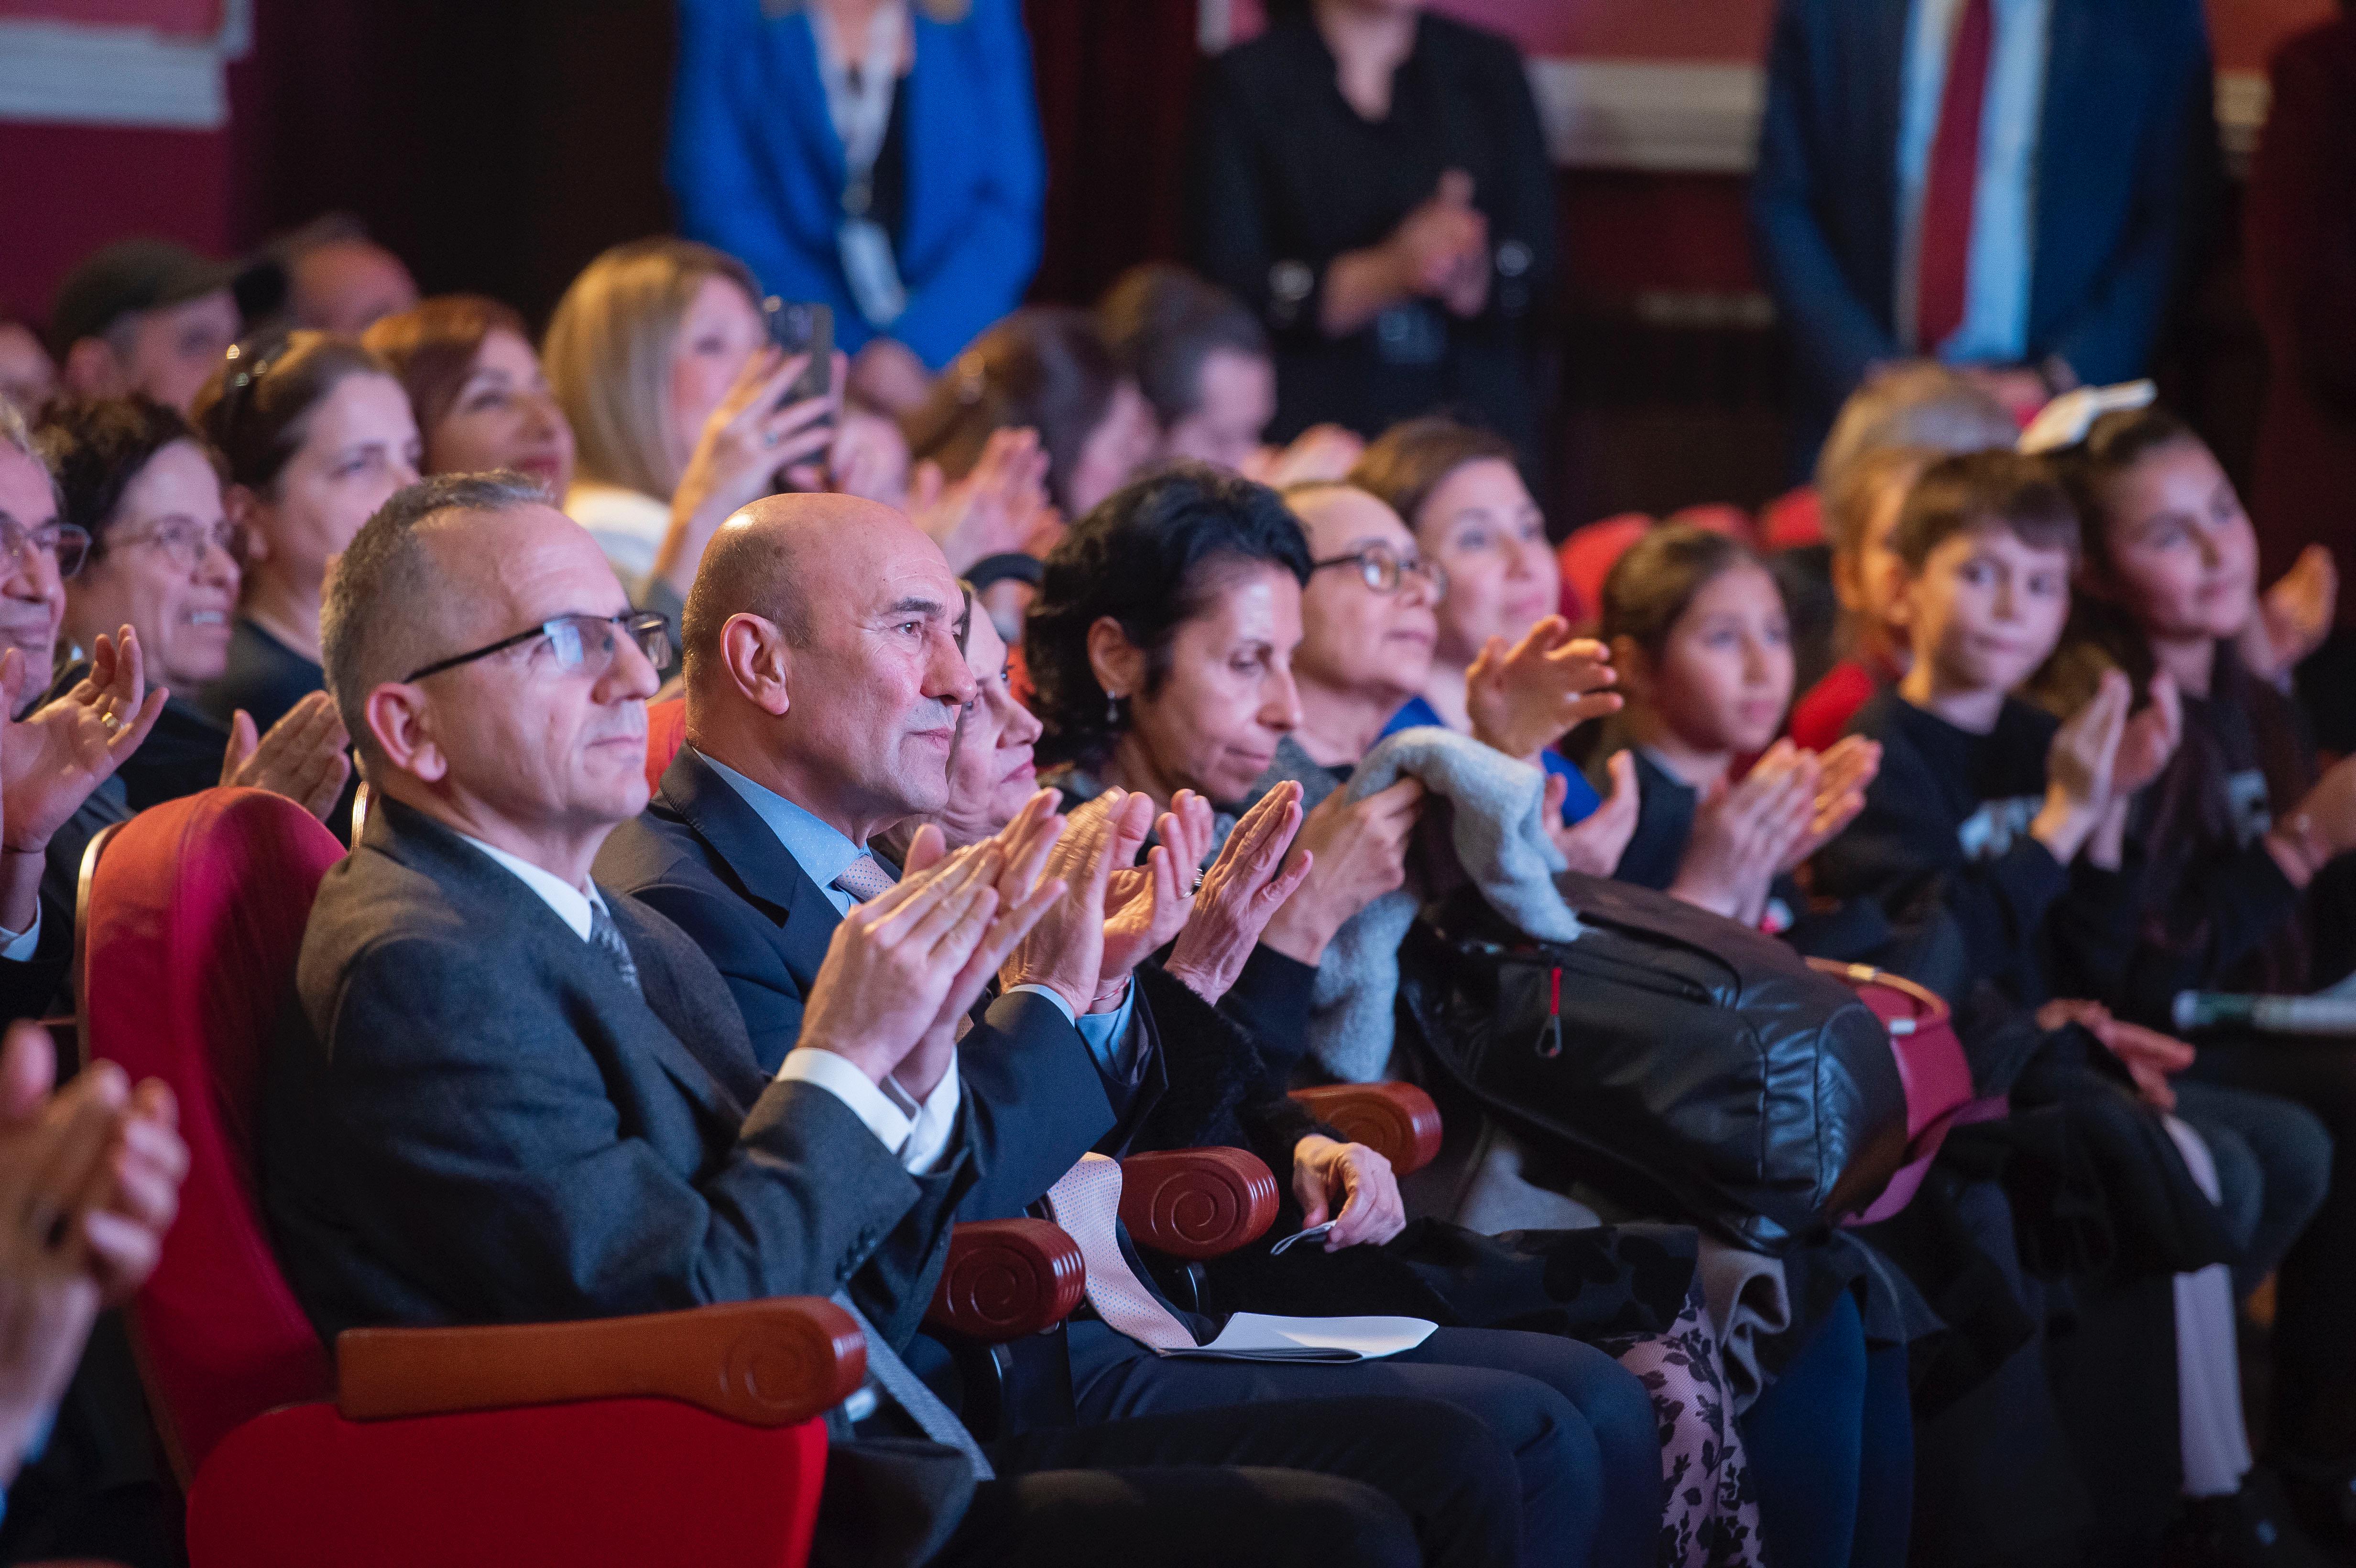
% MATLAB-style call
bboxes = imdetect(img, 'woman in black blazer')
[1185,0,1556,460]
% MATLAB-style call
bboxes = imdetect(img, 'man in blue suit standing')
[667,0,1045,413]
[1750,0,2223,468]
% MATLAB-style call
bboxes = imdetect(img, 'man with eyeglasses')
[0,405,172,1023]
[265,472,1518,1568]
[0,407,77,704]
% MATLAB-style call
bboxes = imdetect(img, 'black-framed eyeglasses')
[1310,542,1449,601]
[0,518,91,578]
[404,611,673,684]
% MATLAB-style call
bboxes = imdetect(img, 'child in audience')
[1811,449,2332,1565]
[1580,524,1877,929]
[1789,446,1935,752]
[1809,453,2150,1008]
[2041,405,2356,1540]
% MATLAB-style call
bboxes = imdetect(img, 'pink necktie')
[1043,1153,1198,1353]
[1915,0,1994,353]
[832,852,896,904]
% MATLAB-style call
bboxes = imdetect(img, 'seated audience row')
[6,203,2352,1568]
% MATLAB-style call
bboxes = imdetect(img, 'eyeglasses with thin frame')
[0,517,91,578]
[110,516,245,575]
[404,611,673,684]
[1309,542,1449,601]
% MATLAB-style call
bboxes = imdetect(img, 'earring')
[1105,692,1123,726]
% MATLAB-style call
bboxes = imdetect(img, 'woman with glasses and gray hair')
[33,395,352,893]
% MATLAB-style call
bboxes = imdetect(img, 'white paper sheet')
[1160,1312,1437,1362]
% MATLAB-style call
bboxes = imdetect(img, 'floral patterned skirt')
[1599,1285,1769,1568]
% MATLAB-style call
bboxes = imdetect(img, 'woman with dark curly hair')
[1025,464,1819,1568]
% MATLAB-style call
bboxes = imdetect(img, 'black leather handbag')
[1398,873,1910,1253]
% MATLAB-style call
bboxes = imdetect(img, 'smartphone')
[763,298,835,414]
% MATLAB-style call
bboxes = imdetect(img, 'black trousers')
[2189,1038,2356,1463]
[940,1394,1524,1568]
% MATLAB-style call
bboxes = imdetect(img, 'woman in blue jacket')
[667,0,1045,412]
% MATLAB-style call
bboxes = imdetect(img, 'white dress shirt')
[454,830,960,1174]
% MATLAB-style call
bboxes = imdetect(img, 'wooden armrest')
[1119,1146,1279,1260]
[1290,1082,1444,1176]
[926,1218,1087,1341]
[335,1297,863,1427]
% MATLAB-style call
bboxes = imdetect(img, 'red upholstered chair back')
[645,696,687,797]
[82,788,348,1482]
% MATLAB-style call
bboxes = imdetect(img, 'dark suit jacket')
[1749,0,2222,457]
[593,747,1115,1234]
[262,794,963,1351]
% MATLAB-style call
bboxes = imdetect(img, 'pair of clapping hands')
[1667,737,1884,928]
[0,1019,187,1486]
[796,780,1401,1251]
[2036,666,2184,868]
[795,782,1317,1098]
[2,628,352,852]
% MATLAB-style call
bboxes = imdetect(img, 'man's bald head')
[682,491,943,684]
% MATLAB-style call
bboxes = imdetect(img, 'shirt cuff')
[0,906,41,964]
[777,1045,915,1160]
[892,1063,963,1176]
[1074,980,1140,1079]
[1004,982,1078,1026]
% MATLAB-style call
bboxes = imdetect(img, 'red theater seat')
[80,788,859,1568]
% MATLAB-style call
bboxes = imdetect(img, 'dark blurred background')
[0,0,2326,530]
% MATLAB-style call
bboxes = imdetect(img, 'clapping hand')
[0,627,166,854]
[1166,782,1315,1004]
[1548,751,1638,877]
[889,793,1074,1097]
[1669,742,1820,925]
[2244,544,2337,685]
[221,690,350,821]
[1778,735,1882,873]
[1291,1133,1406,1250]
[2110,672,2183,801]
[910,427,1055,575]
[1101,789,1216,1007]
[798,841,1016,1085]
[0,1020,185,1484]
[2033,668,2130,864]
[1000,788,1153,1017]
[1466,617,1619,764]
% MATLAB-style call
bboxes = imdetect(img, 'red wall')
[0,123,231,325]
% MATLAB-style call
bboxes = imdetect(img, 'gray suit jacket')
[262,795,960,1347]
